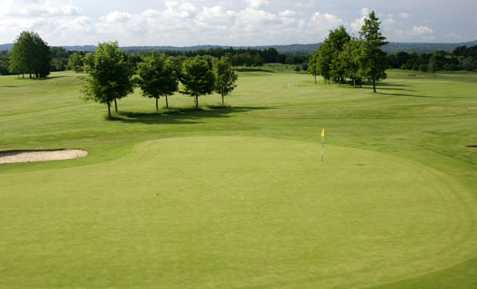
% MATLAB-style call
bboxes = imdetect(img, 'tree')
[180,56,215,110]
[33,35,51,78]
[15,32,50,78]
[9,31,50,78]
[68,53,85,73]
[338,39,366,87]
[83,42,134,118]
[308,52,319,84]
[214,57,238,106]
[360,11,388,93]
[50,47,69,72]
[9,32,32,77]
[136,54,179,111]
[0,53,10,75]
[314,26,351,82]
[83,53,95,72]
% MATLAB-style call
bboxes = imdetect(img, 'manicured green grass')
[1,70,477,289]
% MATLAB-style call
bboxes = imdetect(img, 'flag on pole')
[321,128,326,140]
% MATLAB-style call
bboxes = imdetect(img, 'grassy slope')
[0,70,477,289]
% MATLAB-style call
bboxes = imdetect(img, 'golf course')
[1,69,477,289]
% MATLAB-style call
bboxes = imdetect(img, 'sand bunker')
[0,149,88,164]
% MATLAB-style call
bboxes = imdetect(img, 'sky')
[0,0,476,46]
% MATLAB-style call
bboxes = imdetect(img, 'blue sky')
[0,0,476,46]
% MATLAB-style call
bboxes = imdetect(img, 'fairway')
[1,70,477,289]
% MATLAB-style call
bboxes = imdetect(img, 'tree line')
[67,47,308,73]
[308,11,387,93]
[83,42,238,118]
[387,46,477,72]
[1,33,308,76]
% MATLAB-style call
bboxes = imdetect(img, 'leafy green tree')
[180,56,215,110]
[0,53,10,75]
[308,52,319,84]
[68,53,85,73]
[136,54,179,111]
[360,11,388,93]
[83,42,134,118]
[83,53,95,72]
[50,47,68,72]
[214,57,238,106]
[328,27,351,83]
[33,35,51,78]
[9,31,50,78]
[338,39,366,87]
[315,26,350,82]
[9,32,30,77]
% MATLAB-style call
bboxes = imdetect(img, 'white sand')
[0,149,88,164]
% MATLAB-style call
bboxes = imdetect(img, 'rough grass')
[0,70,477,289]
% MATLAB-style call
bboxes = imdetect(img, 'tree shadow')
[375,82,416,92]
[375,86,414,92]
[110,106,272,125]
[47,75,68,80]
[377,92,429,98]
[378,82,410,88]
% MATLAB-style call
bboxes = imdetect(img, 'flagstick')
[321,140,325,162]
[321,128,325,162]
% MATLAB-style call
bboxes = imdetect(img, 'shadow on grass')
[378,82,410,88]
[109,105,272,125]
[375,86,414,92]
[47,75,69,80]
[377,92,429,98]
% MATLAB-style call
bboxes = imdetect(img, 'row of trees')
[387,46,477,72]
[308,11,387,93]
[9,32,51,78]
[83,42,238,118]
[67,47,309,74]
[129,47,308,67]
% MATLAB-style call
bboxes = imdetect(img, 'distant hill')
[1,41,477,54]
[0,44,13,51]
[258,41,477,54]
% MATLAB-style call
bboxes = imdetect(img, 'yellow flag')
[321,128,326,138]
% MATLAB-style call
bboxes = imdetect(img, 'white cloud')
[411,25,434,35]
[351,17,364,33]
[399,12,410,19]
[0,1,465,46]
[100,11,132,23]
[0,0,79,17]
[309,12,343,32]
[360,8,371,17]
[279,10,297,18]
[246,0,270,9]
[350,8,371,33]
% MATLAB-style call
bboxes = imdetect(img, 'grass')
[0,69,477,289]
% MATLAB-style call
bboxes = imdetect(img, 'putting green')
[0,136,475,289]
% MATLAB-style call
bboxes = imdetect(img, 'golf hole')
[0,149,88,164]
